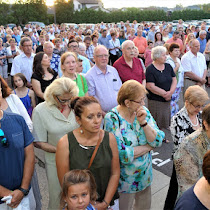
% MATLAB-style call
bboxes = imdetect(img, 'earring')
[80,127,84,134]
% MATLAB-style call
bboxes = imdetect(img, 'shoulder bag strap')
[80,74,85,92]
[87,131,102,169]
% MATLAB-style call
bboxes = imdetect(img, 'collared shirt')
[133,36,148,54]
[181,51,207,78]
[109,39,120,55]
[98,36,109,49]
[197,37,207,53]
[86,45,95,60]
[113,56,145,83]
[11,52,35,82]
[50,53,60,72]
[85,65,122,112]
[166,37,183,51]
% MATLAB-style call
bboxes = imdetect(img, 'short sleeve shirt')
[146,63,176,102]
[0,112,34,190]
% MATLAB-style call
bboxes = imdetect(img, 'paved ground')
[35,87,210,210]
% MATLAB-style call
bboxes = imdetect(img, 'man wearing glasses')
[85,45,122,117]
[67,39,91,74]
[11,37,34,87]
[0,110,35,209]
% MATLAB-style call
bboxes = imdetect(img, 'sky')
[102,0,210,9]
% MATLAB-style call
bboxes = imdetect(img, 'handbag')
[111,40,121,58]
[87,131,102,169]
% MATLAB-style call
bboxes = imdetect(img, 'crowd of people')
[0,18,210,210]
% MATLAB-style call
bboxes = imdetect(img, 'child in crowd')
[60,169,97,210]
[144,41,153,67]
[12,73,36,117]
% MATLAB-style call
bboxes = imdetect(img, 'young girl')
[60,169,97,210]
[12,73,36,117]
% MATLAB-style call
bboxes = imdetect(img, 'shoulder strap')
[87,131,102,169]
[80,74,85,92]
[109,111,121,128]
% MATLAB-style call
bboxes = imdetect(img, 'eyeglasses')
[56,96,71,104]
[190,103,205,110]
[95,54,109,58]
[130,96,146,105]
[0,129,8,148]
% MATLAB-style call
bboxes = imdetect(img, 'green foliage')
[0,2,209,25]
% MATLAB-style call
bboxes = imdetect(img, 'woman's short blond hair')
[184,85,209,104]
[44,77,79,106]
[60,52,77,72]
[117,80,147,106]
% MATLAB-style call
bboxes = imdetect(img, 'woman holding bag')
[56,96,120,210]
[109,32,121,65]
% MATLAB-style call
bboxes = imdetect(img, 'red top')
[113,56,146,84]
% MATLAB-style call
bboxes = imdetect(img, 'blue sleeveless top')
[14,89,33,117]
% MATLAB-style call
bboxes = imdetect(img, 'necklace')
[189,115,199,127]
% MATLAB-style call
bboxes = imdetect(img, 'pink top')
[144,48,153,67]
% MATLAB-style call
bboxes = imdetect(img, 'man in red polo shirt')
[113,40,146,85]
[166,30,183,52]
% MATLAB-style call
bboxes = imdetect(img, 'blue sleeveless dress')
[14,89,33,117]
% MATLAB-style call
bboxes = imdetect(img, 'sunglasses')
[0,129,8,148]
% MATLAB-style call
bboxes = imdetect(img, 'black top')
[174,185,208,210]
[146,63,176,102]
[31,71,58,104]
[36,45,43,53]
[68,131,119,205]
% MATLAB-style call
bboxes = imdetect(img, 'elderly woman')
[174,150,210,209]
[146,46,177,135]
[32,52,58,104]
[174,103,210,200]
[164,85,209,209]
[104,80,165,210]
[32,77,79,210]
[61,52,88,97]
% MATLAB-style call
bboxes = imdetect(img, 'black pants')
[164,163,178,210]
[109,53,119,66]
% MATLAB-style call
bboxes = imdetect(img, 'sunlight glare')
[45,0,54,6]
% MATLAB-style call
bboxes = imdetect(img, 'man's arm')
[9,143,35,208]
[184,72,206,84]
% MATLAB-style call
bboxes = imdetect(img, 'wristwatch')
[18,187,29,196]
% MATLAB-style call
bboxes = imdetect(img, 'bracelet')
[103,199,110,208]
[140,122,148,127]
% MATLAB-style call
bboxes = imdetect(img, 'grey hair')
[121,40,134,50]
[199,30,207,36]
[151,46,166,61]
[43,41,53,49]
[78,42,86,50]
[44,77,79,106]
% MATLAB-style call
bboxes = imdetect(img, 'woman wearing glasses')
[164,85,209,210]
[31,52,58,104]
[104,80,165,210]
[32,77,79,210]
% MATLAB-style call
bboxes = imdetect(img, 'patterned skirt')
[148,99,171,129]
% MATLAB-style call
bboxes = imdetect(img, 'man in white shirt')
[11,37,34,86]
[181,39,207,94]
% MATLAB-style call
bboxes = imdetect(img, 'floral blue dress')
[104,106,165,193]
